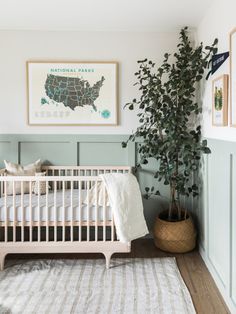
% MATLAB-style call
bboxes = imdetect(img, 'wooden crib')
[0,166,131,270]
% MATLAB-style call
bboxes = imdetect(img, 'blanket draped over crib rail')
[100,173,148,243]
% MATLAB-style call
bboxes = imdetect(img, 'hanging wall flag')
[212,52,229,74]
[206,52,229,80]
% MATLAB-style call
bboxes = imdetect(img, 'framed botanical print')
[27,61,118,125]
[212,74,228,126]
[230,28,236,127]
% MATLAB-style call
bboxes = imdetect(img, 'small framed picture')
[27,61,118,126]
[212,74,228,126]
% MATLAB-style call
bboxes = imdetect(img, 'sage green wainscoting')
[0,134,170,232]
[199,138,236,313]
[1,135,235,310]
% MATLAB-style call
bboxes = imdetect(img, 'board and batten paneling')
[0,135,134,168]
[208,141,230,287]
[232,153,236,307]
[0,141,12,165]
[78,142,132,166]
[197,154,208,250]
[200,138,236,313]
[19,141,77,166]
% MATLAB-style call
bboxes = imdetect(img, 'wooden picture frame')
[27,61,118,126]
[230,28,236,127]
[212,74,228,126]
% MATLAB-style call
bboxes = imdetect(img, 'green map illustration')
[44,74,105,111]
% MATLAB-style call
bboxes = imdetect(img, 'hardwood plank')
[177,252,229,314]
[5,238,229,313]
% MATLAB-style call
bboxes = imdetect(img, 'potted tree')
[122,27,218,253]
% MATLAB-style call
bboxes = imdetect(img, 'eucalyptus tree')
[122,27,218,221]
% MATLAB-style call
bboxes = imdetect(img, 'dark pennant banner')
[212,52,229,74]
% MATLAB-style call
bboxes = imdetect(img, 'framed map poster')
[27,61,118,125]
[212,74,228,126]
[230,28,236,127]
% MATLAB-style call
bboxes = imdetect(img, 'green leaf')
[164,179,169,185]
[203,147,211,154]
[164,53,169,59]
[138,58,147,63]
[213,47,218,55]
[202,139,207,146]
[154,171,159,178]
[213,38,218,45]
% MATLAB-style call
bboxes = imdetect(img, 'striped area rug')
[0,258,195,314]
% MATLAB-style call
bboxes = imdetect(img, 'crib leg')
[104,252,113,269]
[0,253,6,271]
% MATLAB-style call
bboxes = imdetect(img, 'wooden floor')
[6,239,229,314]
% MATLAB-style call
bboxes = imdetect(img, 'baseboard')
[199,245,236,314]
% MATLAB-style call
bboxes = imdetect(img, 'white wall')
[0,30,178,134]
[198,0,236,142]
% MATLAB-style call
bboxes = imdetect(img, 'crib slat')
[111,215,114,242]
[79,181,82,242]
[66,170,68,189]
[103,183,106,242]
[29,181,32,242]
[95,181,98,242]
[13,181,16,243]
[4,181,7,242]
[54,181,57,242]
[70,180,73,242]
[38,180,41,242]
[62,181,65,242]
[46,181,49,242]
[59,170,62,190]
[87,180,90,241]
[0,174,3,197]
[21,181,24,242]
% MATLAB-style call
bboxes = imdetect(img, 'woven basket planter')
[153,211,196,253]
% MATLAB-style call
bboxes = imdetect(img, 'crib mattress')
[0,190,112,223]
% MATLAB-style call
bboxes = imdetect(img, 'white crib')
[0,166,131,270]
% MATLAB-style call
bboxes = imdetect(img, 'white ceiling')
[0,0,214,32]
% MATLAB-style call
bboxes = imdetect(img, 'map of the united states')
[44,74,105,111]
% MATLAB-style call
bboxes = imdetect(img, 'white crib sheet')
[0,189,112,222]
